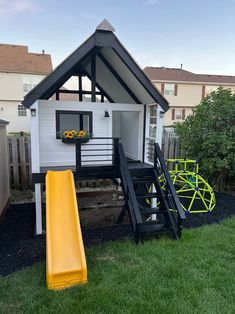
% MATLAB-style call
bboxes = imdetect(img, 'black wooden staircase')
[117,143,186,243]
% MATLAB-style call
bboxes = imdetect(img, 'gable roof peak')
[96,19,115,32]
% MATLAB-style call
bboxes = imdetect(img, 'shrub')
[174,87,235,190]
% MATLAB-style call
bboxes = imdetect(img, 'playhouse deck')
[33,160,153,183]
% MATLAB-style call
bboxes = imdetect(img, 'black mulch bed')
[0,192,235,277]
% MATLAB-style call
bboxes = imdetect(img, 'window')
[23,83,36,93]
[205,85,219,96]
[161,83,178,96]
[172,108,185,121]
[56,110,93,138]
[175,109,182,120]
[164,84,175,96]
[23,84,32,93]
[17,105,27,117]
[149,105,157,138]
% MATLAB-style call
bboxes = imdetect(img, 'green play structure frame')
[159,159,216,214]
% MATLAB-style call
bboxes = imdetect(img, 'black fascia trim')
[112,39,169,111]
[142,104,146,162]
[22,33,96,108]
[98,52,142,104]
[55,110,93,139]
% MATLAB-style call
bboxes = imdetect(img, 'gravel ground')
[0,192,234,277]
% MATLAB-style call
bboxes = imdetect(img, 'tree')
[174,87,235,191]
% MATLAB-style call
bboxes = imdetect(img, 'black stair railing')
[154,143,186,221]
[117,143,143,242]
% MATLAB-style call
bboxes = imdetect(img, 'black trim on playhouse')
[22,19,169,111]
[55,110,93,139]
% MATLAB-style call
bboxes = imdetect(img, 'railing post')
[75,142,82,171]
[113,138,119,169]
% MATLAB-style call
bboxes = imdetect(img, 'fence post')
[7,135,32,189]
[19,134,27,189]
[162,129,180,161]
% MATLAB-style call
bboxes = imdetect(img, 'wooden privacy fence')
[7,131,181,189]
[162,130,181,169]
[8,135,31,189]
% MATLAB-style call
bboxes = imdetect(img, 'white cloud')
[144,0,160,5]
[0,0,38,17]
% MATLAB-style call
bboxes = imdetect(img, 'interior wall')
[113,111,140,160]
[112,111,121,138]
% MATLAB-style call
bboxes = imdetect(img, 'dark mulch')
[0,192,234,277]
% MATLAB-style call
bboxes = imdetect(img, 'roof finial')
[96,19,115,32]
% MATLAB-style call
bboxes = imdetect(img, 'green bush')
[175,87,235,190]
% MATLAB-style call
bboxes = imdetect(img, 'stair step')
[129,168,154,177]
[132,179,155,184]
[140,206,160,214]
[136,193,159,199]
[140,222,169,233]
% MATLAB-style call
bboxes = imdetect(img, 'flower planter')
[62,138,90,144]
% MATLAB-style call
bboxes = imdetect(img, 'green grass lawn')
[1,218,235,314]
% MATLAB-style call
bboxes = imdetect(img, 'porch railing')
[75,137,120,171]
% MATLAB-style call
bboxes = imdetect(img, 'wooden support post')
[35,183,42,235]
[91,54,96,102]
[150,183,157,221]
[76,142,82,171]
[113,138,119,168]
[56,91,60,100]
[78,76,83,101]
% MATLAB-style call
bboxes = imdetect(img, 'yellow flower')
[63,131,69,137]
[78,130,87,138]
[71,130,77,137]
[67,131,73,139]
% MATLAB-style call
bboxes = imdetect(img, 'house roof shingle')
[0,44,52,75]
[144,67,235,85]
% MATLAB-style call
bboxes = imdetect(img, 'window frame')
[164,84,175,96]
[175,108,182,120]
[17,105,27,117]
[55,110,93,139]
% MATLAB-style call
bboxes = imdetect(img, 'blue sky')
[1,0,235,75]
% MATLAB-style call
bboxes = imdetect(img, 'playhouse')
[22,20,185,289]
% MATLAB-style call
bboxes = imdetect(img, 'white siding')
[36,100,144,167]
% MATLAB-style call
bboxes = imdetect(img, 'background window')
[23,84,33,93]
[172,108,185,121]
[56,110,93,138]
[17,105,27,117]
[164,84,175,96]
[175,109,182,120]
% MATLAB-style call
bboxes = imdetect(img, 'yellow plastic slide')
[46,170,87,290]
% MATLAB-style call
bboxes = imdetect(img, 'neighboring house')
[144,67,235,126]
[0,44,52,133]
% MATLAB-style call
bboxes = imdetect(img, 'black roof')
[0,119,9,125]
[22,20,169,111]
